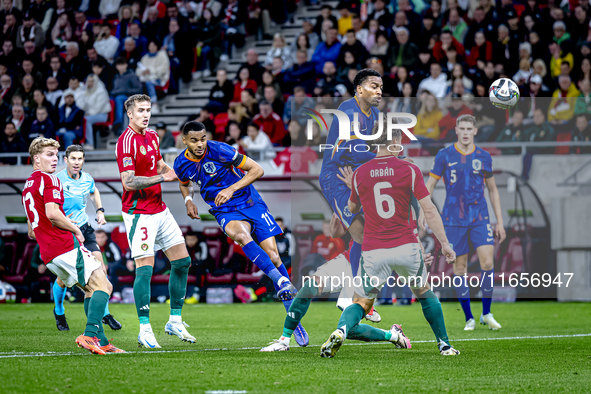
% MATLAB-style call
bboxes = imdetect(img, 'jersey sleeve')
[88,174,96,194]
[173,154,191,186]
[217,142,247,169]
[410,164,430,200]
[43,174,64,205]
[349,169,361,204]
[429,149,446,180]
[154,132,163,162]
[482,152,493,179]
[116,136,136,172]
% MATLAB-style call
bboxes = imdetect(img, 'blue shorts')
[211,202,282,244]
[321,183,361,229]
[446,223,494,257]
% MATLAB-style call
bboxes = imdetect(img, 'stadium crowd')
[1,0,591,167]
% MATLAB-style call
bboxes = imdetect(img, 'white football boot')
[165,319,196,343]
[388,324,411,349]
[464,318,476,331]
[439,341,460,356]
[480,313,502,330]
[260,337,290,352]
[138,325,161,349]
[364,307,381,323]
[320,329,345,358]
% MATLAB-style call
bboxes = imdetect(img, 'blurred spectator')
[232,67,257,103]
[432,30,465,64]
[164,19,193,85]
[29,89,57,124]
[0,122,27,165]
[17,12,45,49]
[263,85,284,116]
[552,21,572,54]
[8,104,31,135]
[312,27,341,74]
[47,54,68,90]
[241,49,266,86]
[444,8,468,44]
[221,0,248,59]
[548,76,580,125]
[369,30,389,58]
[80,74,110,149]
[312,220,345,261]
[92,59,114,92]
[73,11,93,43]
[274,217,292,265]
[336,4,352,36]
[283,86,314,125]
[387,27,418,70]
[207,69,234,114]
[2,13,19,43]
[19,57,44,87]
[143,7,165,43]
[439,94,473,141]
[15,74,35,111]
[28,0,53,31]
[142,0,167,22]
[513,58,533,87]
[99,0,122,19]
[94,23,120,63]
[493,24,518,75]
[264,33,292,70]
[57,92,85,147]
[314,61,339,96]
[253,100,285,145]
[497,110,527,146]
[418,63,448,98]
[136,40,170,114]
[414,93,443,141]
[313,4,337,35]
[194,8,222,79]
[239,121,275,159]
[466,30,492,68]
[192,107,215,134]
[118,37,143,71]
[575,79,591,117]
[79,29,95,55]
[51,13,72,49]
[572,114,591,152]
[0,73,13,102]
[110,56,141,133]
[94,229,127,301]
[0,39,19,70]
[548,42,573,79]
[59,76,85,107]
[155,122,175,149]
[273,138,317,174]
[448,63,473,93]
[576,58,591,84]
[339,29,368,67]
[64,42,89,80]
[389,81,414,113]
[28,105,55,142]
[223,120,243,148]
[525,108,556,142]
[239,88,258,117]
[367,0,392,30]
[283,49,316,94]
[116,5,135,40]
[45,76,63,107]
[227,104,250,132]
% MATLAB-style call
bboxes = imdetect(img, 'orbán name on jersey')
[116,126,166,215]
[174,140,263,213]
[350,156,430,252]
[429,143,493,227]
[22,171,75,263]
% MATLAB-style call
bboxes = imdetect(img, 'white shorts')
[355,243,427,300]
[47,244,102,288]
[122,208,185,259]
[310,254,356,309]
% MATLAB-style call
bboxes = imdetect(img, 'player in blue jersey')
[318,68,383,321]
[174,120,309,347]
[54,145,122,331]
[421,114,506,330]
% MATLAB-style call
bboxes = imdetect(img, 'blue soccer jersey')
[55,169,95,226]
[174,140,264,213]
[319,96,380,188]
[430,143,493,227]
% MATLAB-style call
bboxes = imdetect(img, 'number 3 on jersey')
[23,192,39,229]
[374,182,395,219]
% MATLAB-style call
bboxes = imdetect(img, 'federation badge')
[153,141,158,151]
[140,146,146,155]
[220,218,226,228]
[343,206,352,217]
[123,157,132,167]
[53,189,60,199]
[204,162,216,174]
[472,159,482,171]
[141,243,149,251]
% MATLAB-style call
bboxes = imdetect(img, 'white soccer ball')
[489,78,520,109]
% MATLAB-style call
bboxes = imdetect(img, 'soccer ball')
[489,78,520,109]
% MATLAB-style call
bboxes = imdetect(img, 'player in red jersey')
[320,128,461,357]
[115,94,194,348]
[22,137,124,355]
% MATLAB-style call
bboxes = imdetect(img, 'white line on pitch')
[1,333,590,359]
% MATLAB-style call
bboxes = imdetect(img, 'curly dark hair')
[353,68,382,94]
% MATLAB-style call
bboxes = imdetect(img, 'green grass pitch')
[1,301,590,393]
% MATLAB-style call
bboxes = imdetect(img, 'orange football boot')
[100,343,126,353]
[76,335,106,355]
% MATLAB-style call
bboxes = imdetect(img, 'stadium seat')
[214,113,229,135]
[293,224,315,263]
[555,132,571,155]
[203,227,234,284]
[236,258,262,284]
[0,230,18,277]
[3,241,36,285]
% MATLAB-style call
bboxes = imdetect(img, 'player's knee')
[480,259,494,271]
[233,232,252,246]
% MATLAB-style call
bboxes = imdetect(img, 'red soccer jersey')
[22,170,75,263]
[312,234,346,261]
[273,146,318,174]
[350,156,430,252]
[116,126,166,215]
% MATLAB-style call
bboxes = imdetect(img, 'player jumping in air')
[23,137,124,354]
[116,94,194,348]
[318,68,383,322]
[53,144,122,332]
[174,121,309,347]
[421,114,506,331]
[321,129,460,358]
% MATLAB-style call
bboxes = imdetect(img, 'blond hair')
[29,137,60,161]
[124,94,151,112]
[456,114,476,127]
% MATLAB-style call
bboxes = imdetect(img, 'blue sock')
[53,281,66,315]
[350,241,361,277]
[481,269,494,315]
[104,300,110,317]
[454,275,473,321]
[242,241,286,287]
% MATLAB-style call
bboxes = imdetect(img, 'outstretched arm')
[418,176,439,230]
[120,162,177,191]
[418,196,455,263]
[90,188,106,227]
[485,176,506,243]
[214,157,264,206]
[180,181,200,219]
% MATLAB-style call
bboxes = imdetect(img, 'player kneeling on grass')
[174,121,309,347]
[260,233,435,352]
[320,129,460,358]
[23,138,124,354]
[116,94,194,348]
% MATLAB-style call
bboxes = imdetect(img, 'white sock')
[277,276,289,286]
[140,323,152,331]
[280,336,290,345]
[388,329,399,343]
[169,315,182,323]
